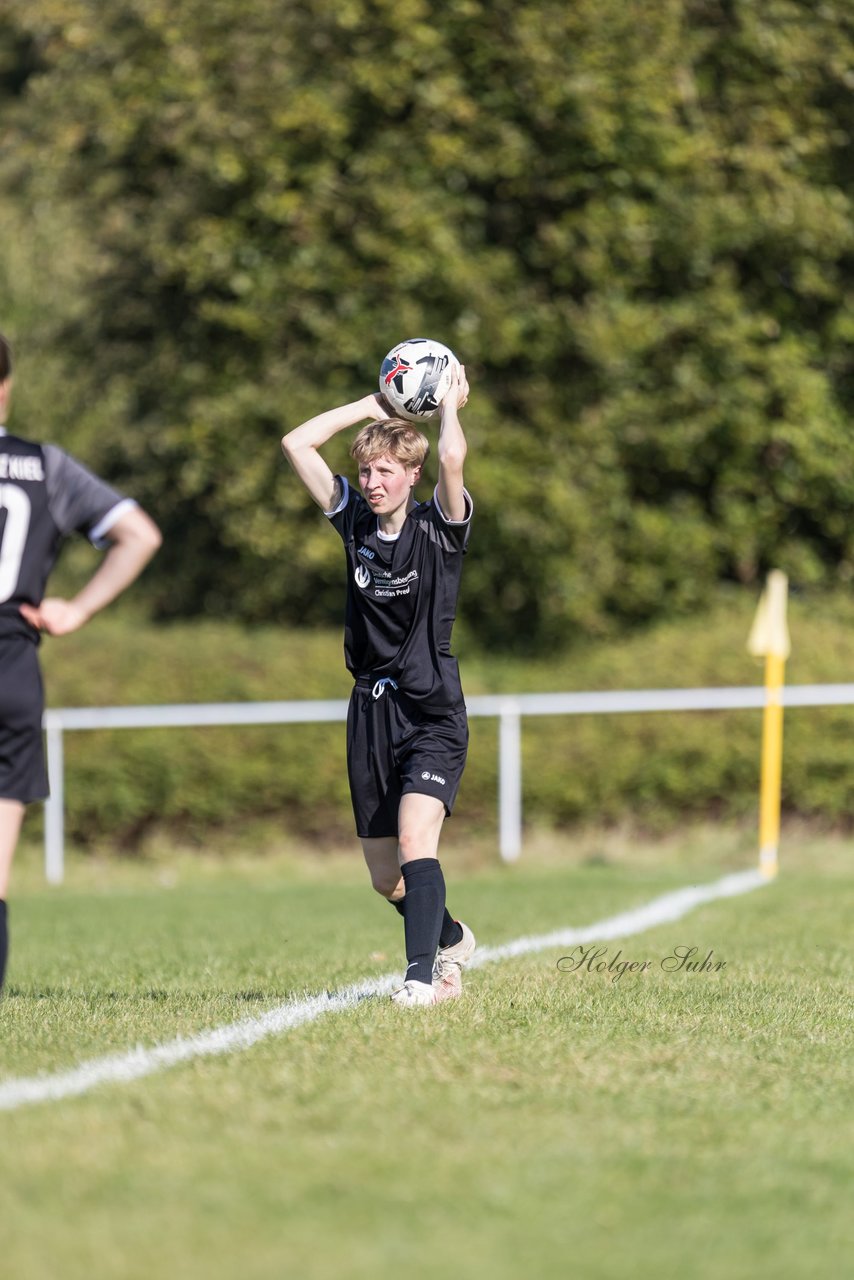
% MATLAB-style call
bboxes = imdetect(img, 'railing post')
[44,720,65,885]
[499,702,522,862]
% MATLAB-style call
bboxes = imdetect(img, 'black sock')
[400,859,446,986]
[389,896,462,949]
[439,914,464,950]
[0,900,7,993]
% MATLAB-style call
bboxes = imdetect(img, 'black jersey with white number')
[327,477,473,713]
[0,430,132,641]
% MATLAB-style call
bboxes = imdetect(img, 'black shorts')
[0,636,49,803]
[346,679,469,839]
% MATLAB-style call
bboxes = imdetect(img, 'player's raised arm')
[282,394,392,511]
[436,365,469,522]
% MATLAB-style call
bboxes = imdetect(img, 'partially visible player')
[281,365,476,1007]
[0,331,162,993]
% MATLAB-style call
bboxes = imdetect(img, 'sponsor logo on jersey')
[365,566,420,600]
[357,545,375,560]
[354,563,371,590]
[420,771,446,786]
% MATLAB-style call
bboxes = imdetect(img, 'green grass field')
[0,831,851,1280]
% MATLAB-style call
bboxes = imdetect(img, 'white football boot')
[390,979,438,1007]
[432,921,476,1001]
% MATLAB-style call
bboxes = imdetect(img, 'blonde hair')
[350,419,430,469]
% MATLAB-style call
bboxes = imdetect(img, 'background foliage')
[1,0,853,651]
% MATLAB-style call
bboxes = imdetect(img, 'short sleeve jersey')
[0,430,134,640]
[327,477,473,713]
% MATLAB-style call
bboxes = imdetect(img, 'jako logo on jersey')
[354,563,371,590]
[357,545,375,560]
[421,771,446,785]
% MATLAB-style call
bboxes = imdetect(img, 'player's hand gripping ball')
[379,338,460,421]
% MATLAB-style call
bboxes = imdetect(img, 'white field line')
[0,868,767,1112]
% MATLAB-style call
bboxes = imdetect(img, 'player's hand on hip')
[19,598,88,636]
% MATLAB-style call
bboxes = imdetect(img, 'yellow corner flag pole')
[747,571,790,878]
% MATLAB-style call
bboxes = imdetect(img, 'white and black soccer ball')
[378,338,459,421]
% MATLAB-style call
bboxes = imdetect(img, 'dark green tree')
[1,0,852,649]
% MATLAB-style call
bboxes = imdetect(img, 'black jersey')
[327,477,473,713]
[0,430,132,641]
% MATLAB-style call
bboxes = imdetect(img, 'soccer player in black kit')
[282,365,476,1007]
[0,332,161,993]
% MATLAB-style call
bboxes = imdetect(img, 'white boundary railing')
[40,683,854,882]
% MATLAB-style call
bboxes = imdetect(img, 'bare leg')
[360,793,446,890]
[361,836,404,901]
[0,799,25,900]
[397,792,446,863]
[0,799,24,991]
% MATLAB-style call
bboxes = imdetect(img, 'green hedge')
[33,588,854,850]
